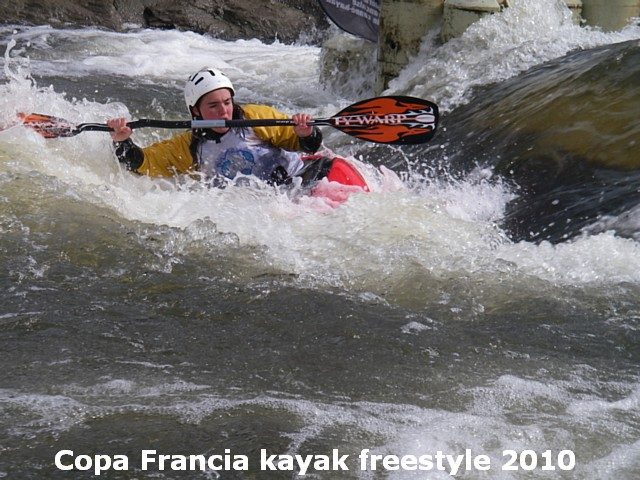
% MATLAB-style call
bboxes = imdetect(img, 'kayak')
[296,154,369,205]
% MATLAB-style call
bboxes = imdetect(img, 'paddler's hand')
[107,117,132,142]
[292,113,313,138]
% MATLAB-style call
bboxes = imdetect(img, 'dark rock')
[0,0,330,44]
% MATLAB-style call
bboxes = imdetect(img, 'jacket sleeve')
[243,104,322,153]
[135,131,195,177]
[114,139,144,171]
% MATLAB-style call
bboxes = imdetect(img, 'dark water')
[1,28,640,480]
[393,39,640,244]
[2,183,638,477]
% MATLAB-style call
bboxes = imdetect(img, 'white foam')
[0,26,332,112]
[496,232,640,284]
[401,321,433,334]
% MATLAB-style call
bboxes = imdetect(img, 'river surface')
[1,0,640,478]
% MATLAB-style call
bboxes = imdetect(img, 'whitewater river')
[1,0,640,478]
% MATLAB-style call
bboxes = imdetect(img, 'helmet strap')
[190,105,207,121]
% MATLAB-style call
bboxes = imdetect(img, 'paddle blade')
[17,113,77,138]
[330,96,439,145]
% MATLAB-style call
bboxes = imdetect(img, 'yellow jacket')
[135,104,304,177]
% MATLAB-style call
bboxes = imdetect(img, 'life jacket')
[195,126,303,182]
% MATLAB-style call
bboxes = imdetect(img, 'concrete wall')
[376,0,444,93]
[582,0,640,31]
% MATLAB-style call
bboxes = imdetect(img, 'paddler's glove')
[114,138,144,172]
[298,127,323,153]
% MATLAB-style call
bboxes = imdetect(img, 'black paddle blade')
[330,96,439,145]
[17,113,78,138]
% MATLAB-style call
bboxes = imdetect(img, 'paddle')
[17,96,438,145]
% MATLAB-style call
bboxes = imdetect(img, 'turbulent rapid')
[1,0,640,478]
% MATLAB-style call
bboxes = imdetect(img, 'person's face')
[193,88,234,132]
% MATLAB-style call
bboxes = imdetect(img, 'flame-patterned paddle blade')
[16,113,77,138]
[328,96,439,145]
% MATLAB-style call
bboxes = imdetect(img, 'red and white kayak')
[297,154,369,205]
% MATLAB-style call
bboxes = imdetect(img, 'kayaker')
[107,67,323,185]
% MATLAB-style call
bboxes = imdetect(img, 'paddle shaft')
[76,115,429,133]
[76,117,337,133]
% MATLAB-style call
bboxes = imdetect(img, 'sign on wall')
[318,0,380,42]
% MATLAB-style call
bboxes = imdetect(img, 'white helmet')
[184,67,235,110]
